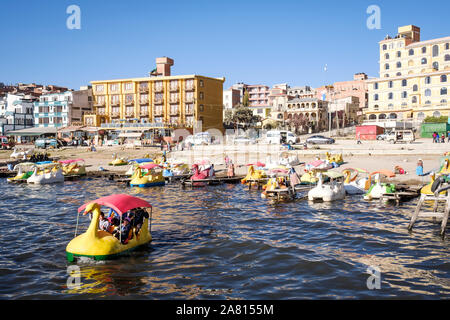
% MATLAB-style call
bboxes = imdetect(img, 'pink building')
[315,73,368,110]
[247,85,270,107]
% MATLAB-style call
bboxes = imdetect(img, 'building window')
[425,89,431,96]
[396,62,402,68]
[385,53,389,60]
[374,94,379,101]
[446,43,450,50]
[402,91,408,98]
[388,81,393,88]
[388,92,393,99]
[441,75,448,83]
[96,85,104,93]
[374,83,378,90]
[199,80,204,87]
[421,57,427,64]
[422,47,427,54]
[382,44,387,50]
[199,104,204,112]
[442,88,448,95]
[124,82,133,91]
[408,49,414,56]
[412,96,417,103]
[432,45,439,57]
[397,51,401,58]
[413,84,418,92]
[199,92,204,100]
[385,63,390,70]
[396,72,402,76]
[445,54,450,61]
[433,111,441,117]
[441,99,447,104]
[433,62,439,70]
[402,79,407,87]
[110,84,119,92]
[425,76,431,84]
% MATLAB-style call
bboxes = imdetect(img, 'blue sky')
[1,0,449,90]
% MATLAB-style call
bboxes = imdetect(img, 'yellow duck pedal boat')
[66,194,153,262]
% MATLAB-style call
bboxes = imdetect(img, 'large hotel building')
[365,25,450,122]
[84,57,225,133]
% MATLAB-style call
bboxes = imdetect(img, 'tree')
[424,116,448,123]
[243,91,249,107]
[230,106,260,129]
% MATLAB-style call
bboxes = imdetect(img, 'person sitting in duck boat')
[113,217,132,244]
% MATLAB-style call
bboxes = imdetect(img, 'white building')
[0,93,35,135]
[34,87,93,128]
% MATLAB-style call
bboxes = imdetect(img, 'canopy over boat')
[35,161,54,165]
[342,167,369,174]
[307,160,324,168]
[78,194,152,216]
[130,158,154,164]
[140,163,162,170]
[13,162,36,170]
[323,171,344,179]
[59,158,85,164]
[246,161,266,167]
[370,170,395,178]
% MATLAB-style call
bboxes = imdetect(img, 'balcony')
[185,109,194,116]
[111,112,120,117]
[94,101,106,107]
[154,110,163,117]
[125,100,134,105]
[140,110,149,116]
[153,86,163,93]
[169,97,179,103]
[185,84,195,91]
[170,110,179,116]
[154,99,164,104]
[110,101,120,106]
[139,99,149,105]
[185,96,194,103]
[125,112,135,117]
[139,86,149,93]
[170,85,179,92]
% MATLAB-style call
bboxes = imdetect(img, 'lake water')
[0,177,449,299]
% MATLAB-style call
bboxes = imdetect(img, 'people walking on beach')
[447,131,450,143]
[436,132,440,143]
[432,132,437,143]
[442,133,446,143]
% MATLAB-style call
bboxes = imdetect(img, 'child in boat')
[113,217,132,244]
[99,212,112,233]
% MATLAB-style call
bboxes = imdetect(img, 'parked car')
[0,136,14,149]
[35,138,65,149]
[185,132,212,145]
[385,130,415,144]
[233,136,257,145]
[376,132,392,140]
[306,135,335,145]
[265,130,298,144]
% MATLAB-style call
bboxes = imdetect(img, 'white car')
[265,130,298,144]
[184,132,212,145]
[233,136,257,145]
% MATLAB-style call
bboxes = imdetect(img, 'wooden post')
[441,194,450,236]
[409,194,425,230]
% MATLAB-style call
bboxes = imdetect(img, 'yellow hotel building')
[84,57,225,133]
[365,25,450,122]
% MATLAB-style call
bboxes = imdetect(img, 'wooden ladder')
[408,187,450,237]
